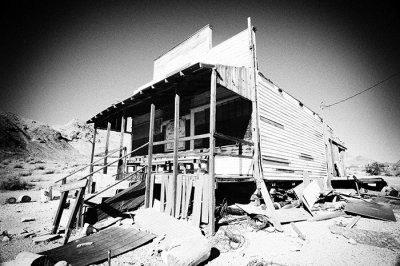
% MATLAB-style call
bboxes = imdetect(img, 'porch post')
[103,122,111,174]
[145,104,155,208]
[117,113,126,179]
[172,94,180,216]
[87,126,97,193]
[209,69,217,235]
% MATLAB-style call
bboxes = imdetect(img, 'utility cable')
[323,71,400,108]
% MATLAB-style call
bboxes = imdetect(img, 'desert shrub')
[44,169,55,174]
[0,175,29,190]
[20,171,33,177]
[34,165,46,170]
[14,164,23,169]
[366,162,381,175]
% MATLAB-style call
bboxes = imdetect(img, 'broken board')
[344,199,396,222]
[40,226,155,266]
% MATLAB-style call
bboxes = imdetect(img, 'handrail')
[74,142,149,183]
[85,166,146,202]
[54,146,126,183]
[214,132,253,146]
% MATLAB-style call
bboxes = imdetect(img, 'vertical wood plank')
[87,127,97,193]
[208,69,217,234]
[182,178,192,219]
[145,104,155,208]
[201,174,209,224]
[117,114,126,179]
[181,175,187,218]
[165,175,174,215]
[172,94,180,216]
[160,175,167,212]
[149,174,155,208]
[103,122,111,174]
[192,176,203,227]
[175,174,183,218]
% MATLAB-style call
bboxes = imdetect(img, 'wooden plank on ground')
[60,179,88,193]
[40,226,155,266]
[192,176,203,227]
[201,175,209,224]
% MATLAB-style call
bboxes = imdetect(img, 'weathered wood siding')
[216,65,253,101]
[153,25,212,80]
[203,30,251,68]
[257,74,327,180]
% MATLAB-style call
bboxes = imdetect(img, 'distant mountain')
[0,111,81,161]
[345,153,377,167]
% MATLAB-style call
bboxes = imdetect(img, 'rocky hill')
[0,111,89,161]
[0,111,125,162]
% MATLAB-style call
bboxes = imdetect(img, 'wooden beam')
[145,104,155,208]
[172,94,180,217]
[248,17,282,231]
[117,114,126,179]
[60,179,88,193]
[209,68,217,235]
[103,122,111,174]
[51,179,68,234]
[63,187,86,245]
[152,133,210,146]
[87,127,97,193]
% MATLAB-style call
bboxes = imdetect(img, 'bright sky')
[1,1,399,163]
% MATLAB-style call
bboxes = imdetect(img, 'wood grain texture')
[41,226,155,266]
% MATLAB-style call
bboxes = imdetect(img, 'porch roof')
[87,62,253,129]
[87,62,215,127]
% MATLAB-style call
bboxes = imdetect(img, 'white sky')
[1,1,399,163]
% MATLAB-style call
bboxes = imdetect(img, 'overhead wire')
[323,71,400,108]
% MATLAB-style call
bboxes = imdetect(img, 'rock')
[2,236,10,242]
[21,217,35,222]
[5,197,17,204]
[79,223,97,237]
[33,234,61,244]
[17,195,31,203]
[162,235,211,266]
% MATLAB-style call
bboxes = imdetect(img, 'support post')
[87,126,97,193]
[103,122,111,174]
[248,17,282,231]
[172,94,180,217]
[320,103,332,190]
[209,69,217,235]
[145,104,155,208]
[117,114,126,179]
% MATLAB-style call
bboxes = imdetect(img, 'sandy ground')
[1,170,400,265]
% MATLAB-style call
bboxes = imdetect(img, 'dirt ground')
[1,167,400,265]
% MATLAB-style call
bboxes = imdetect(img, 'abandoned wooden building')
[57,18,347,237]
